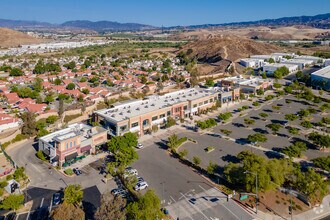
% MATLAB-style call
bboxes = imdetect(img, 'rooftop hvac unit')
[111,114,115,117]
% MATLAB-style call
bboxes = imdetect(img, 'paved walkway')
[63,152,108,171]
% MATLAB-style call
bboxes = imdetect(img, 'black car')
[73,168,82,176]
[52,193,62,206]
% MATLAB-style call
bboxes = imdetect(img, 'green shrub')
[11,134,27,143]
[46,115,59,124]
[64,168,74,176]
[36,150,46,161]
[6,175,13,180]
[2,142,10,148]
[64,113,82,123]
[0,181,8,188]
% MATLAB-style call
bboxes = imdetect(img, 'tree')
[311,156,330,172]
[285,114,299,121]
[107,133,138,166]
[205,78,215,87]
[193,156,201,166]
[273,82,282,89]
[206,161,217,175]
[44,95,54,104]
[9,68,23,76]
[126,190,164,220]
[59,99,64,116]
[63,184,83,205]
[266,123,282,134]
[282,142,307,158]
[288,127,299,135]
[63,61,76,70]
[21,112,36,137]
[298,109,310,118]
[308,132,330,149]
[218,112,232,121]
[259,113,269,118]
[66,83,75,90]
[247,133,267,143]
[52,203,85,220]
[244,118,255,127]
[256,88,264,96]
[294,168,328,203]
[54,78,62,85]
[179,149,188,159]
[94,192,126,220]
[166,116,176,128]
[300,120,312,129]
[0,194,24,210]
[33,77,43,92]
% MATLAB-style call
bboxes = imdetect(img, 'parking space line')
[49,198,53,212]
[180,192,209,220]
[40,197,44,207]
[26,211,30,220]
[170,195,176,203]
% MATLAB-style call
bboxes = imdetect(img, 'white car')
[134,181,148,191]
[136,143,144,149]
[123,169,138,179]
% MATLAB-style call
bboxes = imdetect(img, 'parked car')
[52,193,62,206]
[137,176,144,183]
[111,188,126,196]
[5,212,16,220]
[124,169,138,178]
[134,181,148,191]
[73,168,82,176]
[117,191,128,198]
[136,143,144,149]
[36,206,49,220]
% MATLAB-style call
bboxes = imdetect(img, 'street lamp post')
[244,171,258,214]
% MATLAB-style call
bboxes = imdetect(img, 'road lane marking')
[170,195,176,203]
[180,192,209,220]
[26,211,30,220]
[221,203,240,220]
[40,197,44,207]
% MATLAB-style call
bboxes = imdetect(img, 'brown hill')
[0,28,44,48]
[180,35,279,75]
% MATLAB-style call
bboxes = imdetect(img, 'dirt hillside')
[180,35,279,75]
[0,28,44,48]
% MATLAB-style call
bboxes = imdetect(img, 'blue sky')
[1,0,329,26]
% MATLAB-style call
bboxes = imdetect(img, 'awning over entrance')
[80,145,92,152]
[65,152,78,162]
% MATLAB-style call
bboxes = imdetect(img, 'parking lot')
[134,133,254,220]
[209,95,330,160]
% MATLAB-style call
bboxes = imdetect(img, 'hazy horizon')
[1,0,329,27]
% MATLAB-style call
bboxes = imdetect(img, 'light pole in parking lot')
[160,181,165,203]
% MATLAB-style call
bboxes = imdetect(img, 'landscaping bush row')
[2,134,28,149]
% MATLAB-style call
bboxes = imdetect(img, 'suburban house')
[38,123,108,166]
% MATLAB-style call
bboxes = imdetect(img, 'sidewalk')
[62,152,108,171]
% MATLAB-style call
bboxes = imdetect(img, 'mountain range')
[0,13,329,32]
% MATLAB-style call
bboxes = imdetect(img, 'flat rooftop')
[40,123,106,144]
[263,63,298,68]
[311,66,330,78]
[95,88,219,123]
[221,76,270,86]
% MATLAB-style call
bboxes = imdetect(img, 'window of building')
[131,122,139,128]
[199,102,203,106]
[160,114,165,118]
[167,111,171,116]
[204,100,208,104]
[175,107,181,113]
[193,104,197,108]
[120,125,127,131]
[209,98,213,103]
[70,142,72,148]
[74,141,76,146]
[66,143,68,149]
[152,116,158,121]
[184,105,188,110]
